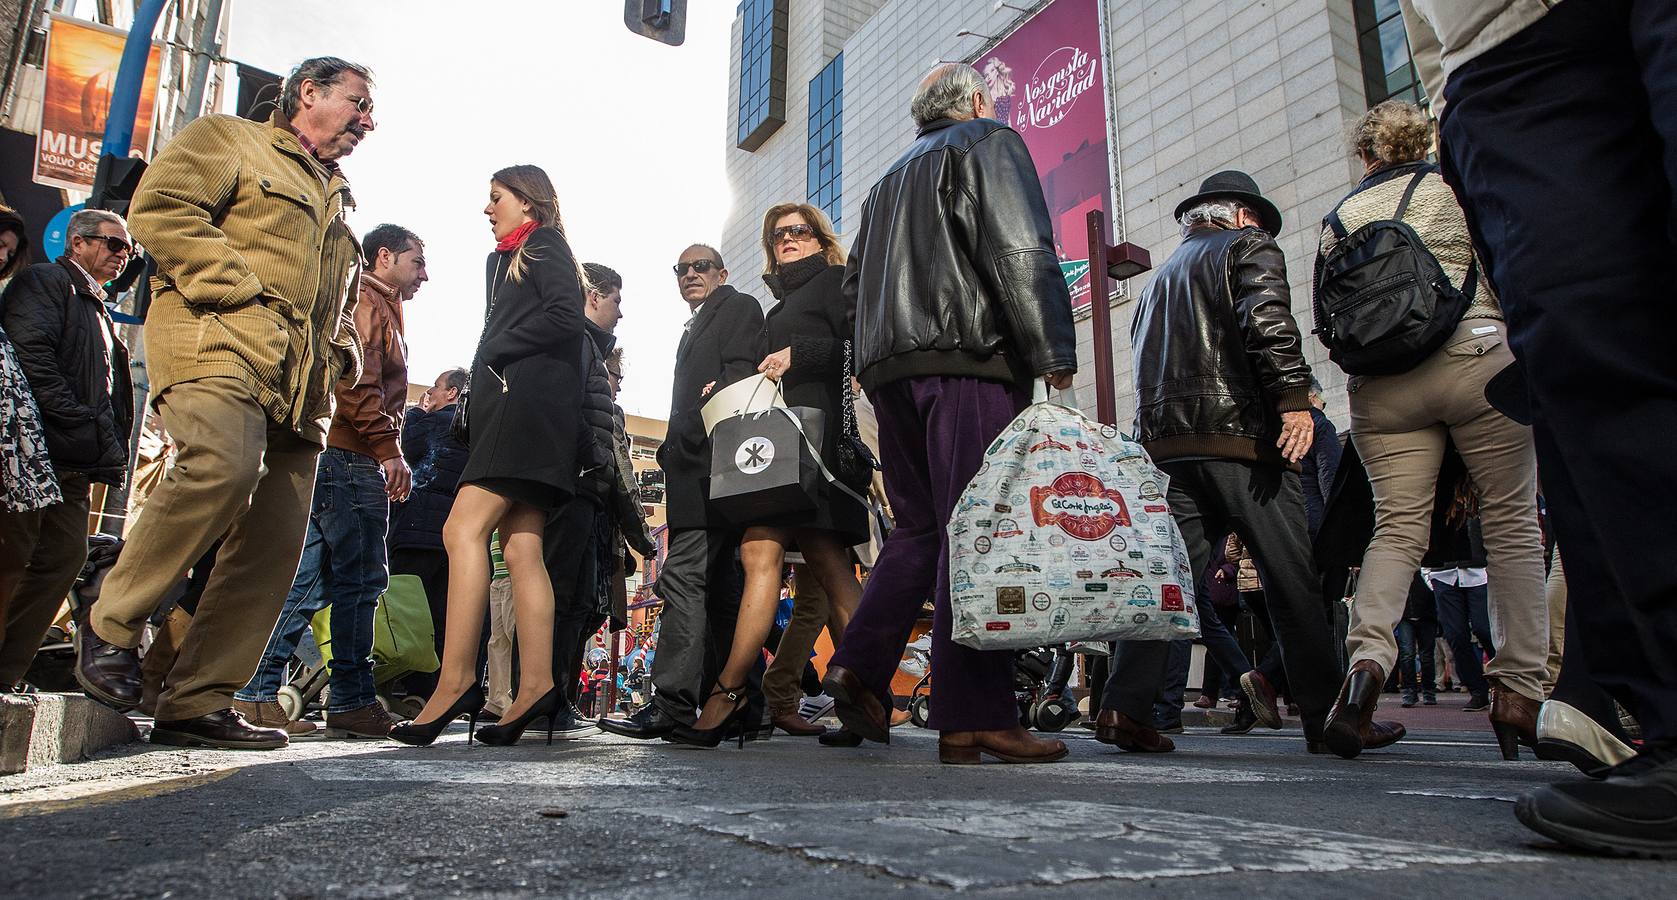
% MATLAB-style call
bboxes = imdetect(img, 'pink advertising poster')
[976,0,1113,309]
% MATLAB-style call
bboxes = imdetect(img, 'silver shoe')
[1535,699,1637,777]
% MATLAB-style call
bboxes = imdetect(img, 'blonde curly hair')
[1349,100,1433,167]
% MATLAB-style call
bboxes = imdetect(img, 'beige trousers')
[1544,547,1566,695]
[484,577,516,715]
[763,567,831,713]
[1345,319,1549,700]
[94,377,320,721]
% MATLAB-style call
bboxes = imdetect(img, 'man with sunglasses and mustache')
[79,57,376,750]
[0,209,135,693]
[600,244,762,739]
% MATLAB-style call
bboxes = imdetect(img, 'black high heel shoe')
[665,684,750,749]
[477,687,563,746]
[390,684,486,747]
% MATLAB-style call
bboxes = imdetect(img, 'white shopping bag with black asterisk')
[948,390,1201,650]
[708,407,826,524]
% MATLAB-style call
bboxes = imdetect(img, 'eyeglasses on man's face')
[673,259,722,277]
[342,93,374,116]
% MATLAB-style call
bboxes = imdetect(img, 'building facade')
[720,0,1429,429]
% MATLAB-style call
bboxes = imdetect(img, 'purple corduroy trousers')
[829,374,1027,732]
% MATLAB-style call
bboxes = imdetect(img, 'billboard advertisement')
[975,0,1114,309]
[33,14,164,193]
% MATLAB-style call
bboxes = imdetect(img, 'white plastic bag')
[948,396,1201,650]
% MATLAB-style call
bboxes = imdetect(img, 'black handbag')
[449,386,470,447]
[835,339,880,484]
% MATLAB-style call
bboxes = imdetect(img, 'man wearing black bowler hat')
[1092,171,1383,757]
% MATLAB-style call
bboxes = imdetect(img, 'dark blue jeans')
[1396,618,1439,696]
[237,448,390,712]
[1433,582,1492,696]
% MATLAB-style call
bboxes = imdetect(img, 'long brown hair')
[492,164,578,284]
[759,202,845,275]
[0,204,29,281]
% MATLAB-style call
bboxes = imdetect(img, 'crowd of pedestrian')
[0,0,1673,860]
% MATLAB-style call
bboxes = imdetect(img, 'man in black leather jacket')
[1095,171,1360,757]
[822,63,1075,765]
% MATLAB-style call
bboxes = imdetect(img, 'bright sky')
[224,2,733,419]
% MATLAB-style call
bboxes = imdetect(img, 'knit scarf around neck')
[495,220,538,253]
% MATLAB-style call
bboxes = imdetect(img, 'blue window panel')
[737,0,788,151]
[806,51,844,229]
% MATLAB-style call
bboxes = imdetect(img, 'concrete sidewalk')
[0,693,138,775]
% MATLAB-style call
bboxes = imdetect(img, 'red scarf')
[495,220,538,253]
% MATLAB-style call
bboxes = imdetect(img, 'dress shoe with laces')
[1516,744,1677,859]
[532,701,602,740]
[151,708,288,750]
[72,617,142,712]
[598,703,677,740]
[1239,670,1282,729]
[1094,709,1174,752]
[939,727,1067,765]
[326,702,397,739]
[771,706,828,737]
[232,699,318,739]
[821,664,890,744]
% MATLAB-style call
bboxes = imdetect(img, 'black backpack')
[1311,165,1476,376]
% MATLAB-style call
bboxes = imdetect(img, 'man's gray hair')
[280,56,373,118]
[1178,199,1252,232]
[68,208,125,240]
[911,63,990,127]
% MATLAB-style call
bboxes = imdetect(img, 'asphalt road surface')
[3,702,1672,898]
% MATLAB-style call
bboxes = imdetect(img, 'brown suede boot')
[938,726,1068,764]
[232,699,318,738]
[326,702,397,739]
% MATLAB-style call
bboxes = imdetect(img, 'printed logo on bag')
[1069,545,1091,564]
[1139,480,1162,500]
[1102,562,1143,579]
[1161,585,1185,612]
[1079,452,1099,471]
[1152,520,1171,539]
[972,562,990,574]
[1030,435,1072,453]
[986,621,1012,631]
[994,503,1013,514]
[996,586,1026,615]
[1128,596,1156,608]
[1048,533,1066,547]
[1047,575,1073,589]
[1051,608,1069,628]
[976,518,994,529]
[993,518,1023,537]
[1081,610,1108,625]
[1100,424,1119,439]
[1132,612,1151,624]
[1030,472,1132,540]
[1170,615,1194,629]
[1031,591,1053,611]
[1059,426,1080,438]
[1035,459,1057,470]
[974,535,992,554]
[1108,533,1128,553]
[1084,583,1109,592]
[1132,585,1154,600]
[959,496,991,514]
[735,437,775,474]
[995,556,1040,574]
[1143,504,1168,513]
[1067,594,1095,605]
[977,462,991,477]
[1075,569,1094,580]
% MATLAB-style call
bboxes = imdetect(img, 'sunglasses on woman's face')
[673,259,721,276]
[772,224,816,242]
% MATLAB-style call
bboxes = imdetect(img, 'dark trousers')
[545,495,602,701]
[1434,581,1493,696]
[1396,619,1439,696]
[650,525,750,725]
[1440,0,1677,742]
[1103,459,1340,738]
[0,475,89,685]
[830,375,1027,732]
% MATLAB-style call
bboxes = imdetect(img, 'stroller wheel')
[1032,696,1079,733]
[276,685,304,721]
[909,695,931,729]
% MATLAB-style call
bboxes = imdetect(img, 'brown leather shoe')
[770,707,828,737]
[939,726,1068,764]
[233,699,319,738]
[151,708,288,750]
[1093,709,1175,752]
[326,702,397,739]
[72,613,142,712]
[1490,684,1540,760]
[821,665,890,744]
[1323,660,1397,759]
[1240,669,1283,729]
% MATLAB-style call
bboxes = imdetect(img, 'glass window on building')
[807,53,843,230]
[1353,0,1428,110]
[736,0,789,151]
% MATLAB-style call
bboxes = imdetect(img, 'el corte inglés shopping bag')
[948,395,1201,650]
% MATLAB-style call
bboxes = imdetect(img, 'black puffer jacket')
[1131,225,1313,466]
[576,320,618,503]
[388,403,469,551]
[0,257,133,485]
[844,117,1077,393]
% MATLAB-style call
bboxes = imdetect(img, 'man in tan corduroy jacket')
[86,57,375,750]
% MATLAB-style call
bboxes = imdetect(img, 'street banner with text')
[33,14,164,192]
[976,0,1114,309]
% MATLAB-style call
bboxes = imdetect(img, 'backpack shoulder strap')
[1392,167,1433,221]
[1323,204,1349,241]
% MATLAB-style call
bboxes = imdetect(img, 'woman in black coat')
[668,202,870,746]
[393,165,586,747]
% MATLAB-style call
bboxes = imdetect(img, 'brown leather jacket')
[328,273,406,461]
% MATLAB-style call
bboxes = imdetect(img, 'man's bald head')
[910,62,993,127]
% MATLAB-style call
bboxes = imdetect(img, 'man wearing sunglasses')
[600,244,762,739]
[0,209,135,693]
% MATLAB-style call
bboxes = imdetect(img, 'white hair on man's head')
[68,208,125,239]
[1178,199,1252,233]
[911,63,990,127]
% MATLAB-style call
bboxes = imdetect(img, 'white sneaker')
[799,693,836,722]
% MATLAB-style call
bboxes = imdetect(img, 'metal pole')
[1086,209,1118,427]
[179,0,225,132]
[99,0,168,159]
